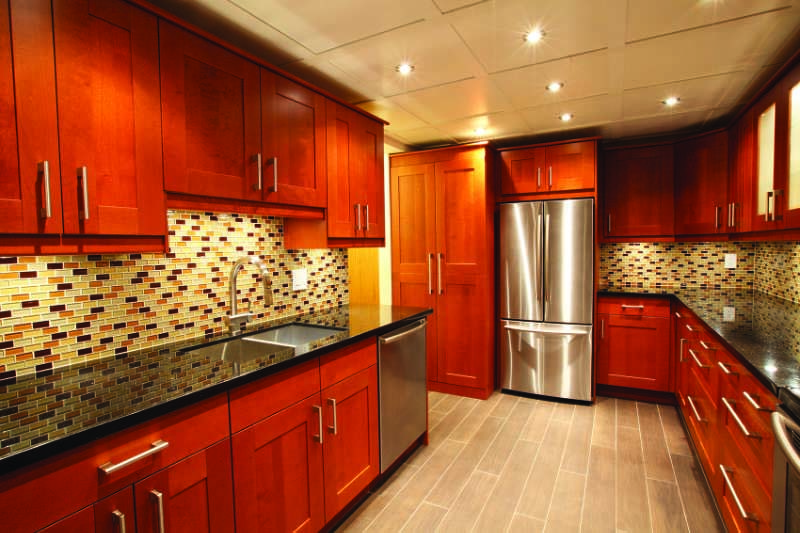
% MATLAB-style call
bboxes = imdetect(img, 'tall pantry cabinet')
[390,145,494,400]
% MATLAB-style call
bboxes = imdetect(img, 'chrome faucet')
[226,256,273,335]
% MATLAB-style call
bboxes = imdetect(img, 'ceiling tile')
[319,20,486,96]
[389,77,512,124]
[490,49,610,109]
[231,0,440,54]
[520,94,623,134]
[626,0,793,42]
[390,126,458,146]
[435,111,530,143]
[433,0,489,14]
[356,99,429,132]
[448,0,619,74]
[624,9,800,89]
[601,108,714,139]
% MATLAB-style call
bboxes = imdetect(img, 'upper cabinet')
[0,0,166,253]
[603,144,674,239]
[674,131,729,236]
[499,140,596,197]
[160,21,262,202]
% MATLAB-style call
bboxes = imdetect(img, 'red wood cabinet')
[160,21,261,201]
[674,131,729,235]
[499,140,595,196]
[39,488,135,533]
[391,146,494,399]
[135,439,235,533]
[326,101,384,239]
[54,0,165,237]
[0,0,62,237]
[596,297,671,391]
[602,144,674,238]
[261,71,327,208]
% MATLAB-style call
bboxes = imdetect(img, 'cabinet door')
[357,114,385,239]
[232,394,325,533]
[597,314,670,391]
[54,0,164,236]
[728,111,754,232]
[39,488,135,533]
[545,141,596,192]
[321,365,379,521]
[499,146,545,195]
[261,71,327,207]
[603,145,674,238]
[783,69,800,228]
[674,131,729,235]
[751,95,780,231]
[434,152,490,390]
[135,439,235,533]
[1,0,62,235]
[160,21,261,201]
[327,102,358,238]
[390,163,437,381]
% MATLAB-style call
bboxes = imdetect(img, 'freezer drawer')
[499,320,592,401]
[378,319,427,473]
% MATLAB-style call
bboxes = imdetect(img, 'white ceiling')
[149,0,800,148]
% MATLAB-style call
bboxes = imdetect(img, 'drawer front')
[717,433,772,533]
[0,394,229,532]
[229,358,321,433]
[685,364,718,480]
[685,339,718,406]
[320,338,377,390]
[597,296,670,317]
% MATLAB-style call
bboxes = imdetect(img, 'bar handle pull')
[620,304,644,310]
[548,166,553,187]
[427,254,433,294]
[688,349,710,369]
[112,510,127,533]
[79,166,90,220]
[720,465,758,522]
[731,202,736,228]
[354,203,362,232]
[437,253,443,295]
[743,390,769,411]
[268,156,278,192]
[99,440,169,475]
[679,338,686,362]
[607,213,612,234]
[699,340,712,350]
[714,205,720,229]
[252,153,262,191]
[537,167,541,188]
[39,161,52,218]
[717,361,737,375]
[721,397,760,439]
[327,398,338,435]
[766,190,773,222]
[600,319,604,340]
[686,395,706,423]
[313,405,323,443]
[150,490,165,533]
[364,204,370,232]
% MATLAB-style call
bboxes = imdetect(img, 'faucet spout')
[227,256,273,334]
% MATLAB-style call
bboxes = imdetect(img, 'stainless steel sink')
[244,324,342,348]
[181,336,289,364]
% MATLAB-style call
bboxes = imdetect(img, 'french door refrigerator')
[499,199,594,401]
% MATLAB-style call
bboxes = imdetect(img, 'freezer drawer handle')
[380,320,426,345]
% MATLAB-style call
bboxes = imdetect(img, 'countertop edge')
[0,307,432,477]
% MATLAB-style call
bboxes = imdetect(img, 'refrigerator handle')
[543,212,550,306]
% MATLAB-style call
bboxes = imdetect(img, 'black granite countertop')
[0,304,431,475]
[599,286,800,397]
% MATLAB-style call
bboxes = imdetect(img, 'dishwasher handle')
[773,410,800,473]
[379,320,426,345]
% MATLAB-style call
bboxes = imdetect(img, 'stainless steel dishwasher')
[378,318,427,473]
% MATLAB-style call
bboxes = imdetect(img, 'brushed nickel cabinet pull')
[437,253,443,295]
[743,390,769,411]
[688,348,710,369]
[39,161,51,218]
[537,167,541,188]
[99,440,169,475]
[548,166,553,187]
[717,361,737,375]
[364,204,370,232]
[607,214,611,234]
[679,338,686,362]
[731,203,736,227]
[685,324,694,332]
[112,510,127,533]
[720,465,758,522]
[766,190,774,222]
[687,395,705,423]
[252,153,262,191]
[620,304,644,310]
[354,203,362,232]
[313,405,323,443]
[328,398,338,435]
[79,166,90,220]
[722,397,760,439]
[699,340,712,350]
[600,319,604,340]
[715,205,720,229]
[674,311,682,319]
[268,156,278,192]
[427,254,433,295]
[150,490,165,533]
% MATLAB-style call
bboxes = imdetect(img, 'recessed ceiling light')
[474,127,488,136]
[524,28,545,44]
[663,96,681,107]
[396,63,414,76]
[558,113,573,122]
[546,81,564,92]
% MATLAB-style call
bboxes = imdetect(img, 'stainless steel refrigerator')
[499,199,594,401]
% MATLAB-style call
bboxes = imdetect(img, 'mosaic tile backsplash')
[755,241,800,304]
[0,210,348,375]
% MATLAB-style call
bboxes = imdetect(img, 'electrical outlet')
[724,253,737,269]
[292,268,307,291]
[723,306,735,321]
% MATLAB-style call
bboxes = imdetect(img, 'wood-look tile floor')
[337,392,725,533]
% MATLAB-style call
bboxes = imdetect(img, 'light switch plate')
[292,268,307,291]
[723,306,735,321]
[724,253,737,269]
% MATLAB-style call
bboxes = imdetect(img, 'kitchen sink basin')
[180,323,343,365]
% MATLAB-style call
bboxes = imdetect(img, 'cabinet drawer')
[320,338,377,389]
[0,394,229,532]
[598,297,670,317]
[685,338,719,404]
[229,358,320,433]
[717,433,772,533]
[685,366,717,478]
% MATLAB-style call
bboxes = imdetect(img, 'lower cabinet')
[596,296,671,391]
[40,488,135,533]
[231,339,379,532]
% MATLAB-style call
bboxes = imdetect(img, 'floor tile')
[581,445,617,533]
[616,425,651,532]
[436,470,498,532]
[516,419,571,520]
[648,478,689,533]
[400,503,447,532]
[591,396,616,449]
[639,402,675,482]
